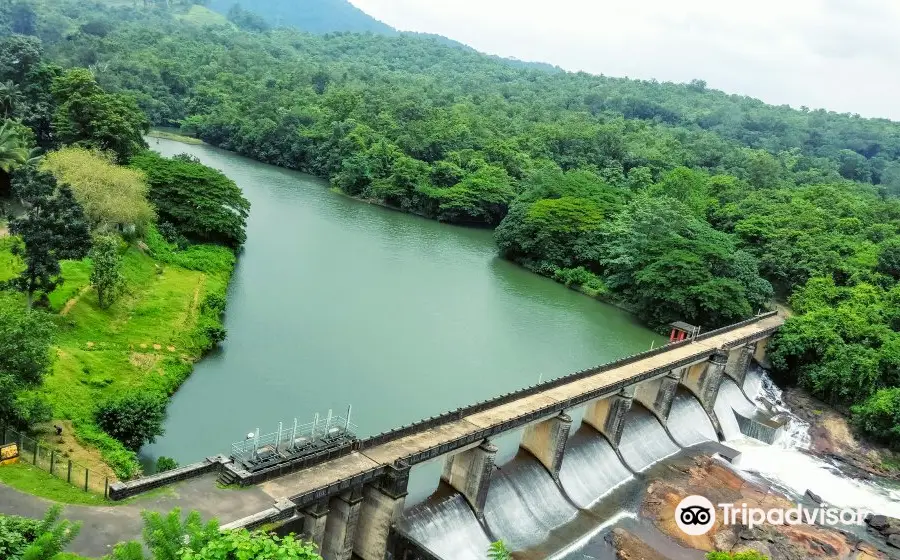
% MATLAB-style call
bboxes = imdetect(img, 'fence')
[0,425,112,498]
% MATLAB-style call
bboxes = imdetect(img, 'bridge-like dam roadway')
[260,312,783,501]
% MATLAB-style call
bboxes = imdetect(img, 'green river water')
[141,138,661,467]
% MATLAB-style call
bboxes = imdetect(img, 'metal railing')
[231,408,358,466]
[285,312,783,507]
[0,425,112,497]
[359,311,780,451]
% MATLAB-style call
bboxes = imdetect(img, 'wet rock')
[609,528,669,560]
[869,515,891,531]
[805,489,823,504]
[641,456,874,559]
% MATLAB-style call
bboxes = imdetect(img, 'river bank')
[781,387,900,479]
[0,226,236,481]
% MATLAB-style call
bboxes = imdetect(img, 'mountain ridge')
[206,0,396,34]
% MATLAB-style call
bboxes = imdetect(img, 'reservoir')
[141,138,661,468]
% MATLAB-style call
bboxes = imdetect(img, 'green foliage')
[90,234,125,309]
[852,388,900,446]
[706,552,769,560]
[0,507,80,560]
[0,290,55,428]
[110,508,323,560]
[487,541,512,560]
[8,167,92,306]
[596,195,772,327]
[155,456,179,473]
[51,69,149,163]
[180,531,322,560]
[143,224,236,275]
[0,120,30,181]
[94,391,167,452]
[41,147,155,234]
[130,152,250,248]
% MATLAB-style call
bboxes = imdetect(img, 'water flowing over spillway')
[667,391,717,447]
[399,493,492,560]
[713,378,757,441]
[730,369,900,517]
[617,409,680,471]
[559,430,633,508]
[483,456,578,551]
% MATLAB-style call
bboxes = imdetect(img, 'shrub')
[155,456,179,473]
[94,391,167,452]
[707,552,769,560]
[851,388,900,447]
[0,507,80,560]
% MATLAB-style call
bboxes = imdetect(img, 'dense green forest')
[1,0,899,447]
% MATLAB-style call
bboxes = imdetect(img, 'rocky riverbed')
[781,388,900,480]
[613,456,897,559]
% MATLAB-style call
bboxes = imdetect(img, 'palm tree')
[0,81,21,118]
[0,120,30,197]
[0,120,29,172]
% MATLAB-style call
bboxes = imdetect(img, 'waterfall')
[744,366,811,450]
[714,378,758,441]
[617,408,679,471]
[399,493,492,560]
[559,429,633,508]
[667,391,717,447]
[484,456,578,551]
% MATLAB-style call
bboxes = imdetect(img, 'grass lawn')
[1,232,234,480]
[147,130,205,145]
[0,463,110,506]
[176,5,232,27]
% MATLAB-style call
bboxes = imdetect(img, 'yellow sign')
[0,443,19,465]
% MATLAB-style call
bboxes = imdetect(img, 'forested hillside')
[2,0,900,447]
[207,0,395,34]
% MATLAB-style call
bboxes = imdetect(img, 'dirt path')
[0,225,8,237]
[61,286,92,317]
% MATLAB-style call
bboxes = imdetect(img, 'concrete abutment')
[520,412,572,480]
[440,439,497,521]
[321,488,363,560]
[582,387,634,446]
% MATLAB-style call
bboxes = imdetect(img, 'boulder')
[868,515,890,531]
[887,534,900,549]
[805,489,823,504]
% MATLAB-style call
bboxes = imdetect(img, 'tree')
[877,238,900,280]
[94,391,167,452]
[0,81,22,118]
[0,119,29,195]
[600,195,772,327]
[41,147,155,233]
[51,69,149,163]
[8,168,92,307]
[89,234,124,309]
[0,507,80,560]
[0,292,54,427]
[0,35,42,84]
[130,152,250,248]
[851,388,900,448]
[109,509,323,560]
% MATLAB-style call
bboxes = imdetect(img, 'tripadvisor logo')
[675,495,716,535]
[675,494,870,536]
